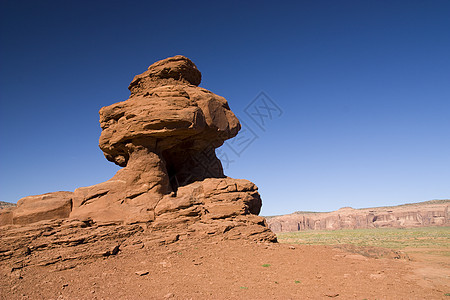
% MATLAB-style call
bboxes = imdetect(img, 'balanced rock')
[1,56,275,242]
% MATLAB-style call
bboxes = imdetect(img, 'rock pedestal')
[0,55,275,242]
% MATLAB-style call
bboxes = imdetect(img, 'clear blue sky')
[1,0,449,215]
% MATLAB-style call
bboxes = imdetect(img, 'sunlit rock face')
[267,201,450,232]
[1,55,275,242]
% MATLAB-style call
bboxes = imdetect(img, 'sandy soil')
[1,239,448,300]
[403,247,450,293]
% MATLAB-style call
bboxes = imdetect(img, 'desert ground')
[1,226,449,300]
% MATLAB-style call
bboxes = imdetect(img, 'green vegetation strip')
[277,226,450,250]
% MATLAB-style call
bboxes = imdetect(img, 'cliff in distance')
[266,200,449,233]
[0,201,15,210]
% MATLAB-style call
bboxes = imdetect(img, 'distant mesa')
[266,200,450,233]
[336,206,354,212]
[0,55,275,242]
[0,201,15,210]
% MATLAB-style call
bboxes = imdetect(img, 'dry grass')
[277,226,450,250]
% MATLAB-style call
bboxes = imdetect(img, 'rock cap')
[129,55,202,95]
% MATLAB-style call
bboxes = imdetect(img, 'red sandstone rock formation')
[0,55,275,242]
[266,200,449,233]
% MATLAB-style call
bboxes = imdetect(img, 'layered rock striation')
[267,200,449,233]
[1,55,275,242]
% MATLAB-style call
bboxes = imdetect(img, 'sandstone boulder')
[11,192,72,225]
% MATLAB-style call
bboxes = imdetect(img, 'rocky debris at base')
[267,200,449,232]
[0,215,274,273]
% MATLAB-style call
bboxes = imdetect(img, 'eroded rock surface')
[0,55,275,243]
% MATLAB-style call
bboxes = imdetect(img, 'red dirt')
[1,239,448,300]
